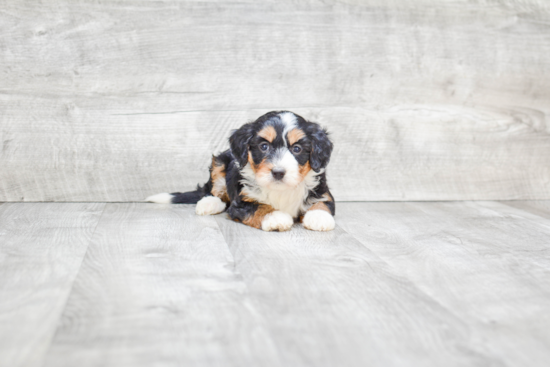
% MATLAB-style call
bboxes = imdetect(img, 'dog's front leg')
[227,201,294,232]
[302,198,336,232]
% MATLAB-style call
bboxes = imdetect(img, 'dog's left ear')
[229,122,255,168]
[308,123,333,172]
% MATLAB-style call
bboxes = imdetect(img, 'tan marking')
[240,188,256,203]
[248,152,272,176]
[299,161,311,179]
[210,157,230,202]
[217,192,230,203]
[243,204,275,229]
[306,201,331,214]
[211,157,225,181]
[247,152,262,172]
[287,128,306,145]
[248,151,257,172]
[256,159,274,177]
[258,125,277,143]
[322,192,333,201]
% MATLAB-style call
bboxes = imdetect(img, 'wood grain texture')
[215,214,506,367]
[337,201,550,366]
[2,201,550,365]
[42,203,281,367]
[1,0,550,201]
[0,202,105,367]
[499,200,550,220]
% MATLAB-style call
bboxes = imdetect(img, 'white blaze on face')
[271,148,300,189]
[253,148,300,190]
[278,112,297,145]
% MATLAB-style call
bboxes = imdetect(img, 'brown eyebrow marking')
[258,125,277,143]
[287,128,306,145]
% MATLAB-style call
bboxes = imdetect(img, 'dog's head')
[230,111,333,190]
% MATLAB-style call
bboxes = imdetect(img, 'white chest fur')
[240,164,324,218]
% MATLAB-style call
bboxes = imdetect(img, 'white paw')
[146,193,173,204]
[302,210,335,231]
[261,211,294,232]
[196,196,226,215]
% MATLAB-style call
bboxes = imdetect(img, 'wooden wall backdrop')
[1,0,549,202]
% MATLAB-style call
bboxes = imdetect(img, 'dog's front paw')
[302,210,335,231]
[196,196,226,215]
[261,211,294,232]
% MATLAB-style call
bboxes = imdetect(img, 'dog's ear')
[308,123,333,172]
[229,122,255,168]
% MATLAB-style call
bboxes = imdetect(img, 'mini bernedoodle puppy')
[146,111,335,232]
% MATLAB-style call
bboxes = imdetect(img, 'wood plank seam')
[214,215,485,366]
[37,203,108,362]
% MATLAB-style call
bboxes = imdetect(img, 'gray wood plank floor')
[0,203,105,367]
[1,201,549,366]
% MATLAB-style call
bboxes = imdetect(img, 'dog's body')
[147,111,335,231]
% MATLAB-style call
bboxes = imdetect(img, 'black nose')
[272,168,286,181]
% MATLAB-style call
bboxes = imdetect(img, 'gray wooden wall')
[1,0,549,202]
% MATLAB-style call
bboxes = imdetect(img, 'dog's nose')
[272,168,286,181]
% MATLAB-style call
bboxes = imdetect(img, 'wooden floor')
[1,201,549,367]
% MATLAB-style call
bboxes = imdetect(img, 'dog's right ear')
[229,122,255,168]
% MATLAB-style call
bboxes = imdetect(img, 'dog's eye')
[292,145,302,154]
[260,143,269,152]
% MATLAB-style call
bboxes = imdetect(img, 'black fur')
[169,189,206,204]
[306,172,335,215]
[304,122,333,172]
[169,174,215,204]
[229,123,256,168]
[225,154,254,221]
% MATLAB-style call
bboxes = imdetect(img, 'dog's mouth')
[266,174,303,190]
[268,180,291,190]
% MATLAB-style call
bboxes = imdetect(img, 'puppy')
[146,111,335,231]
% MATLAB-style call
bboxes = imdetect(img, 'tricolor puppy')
[146,111,335,232]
